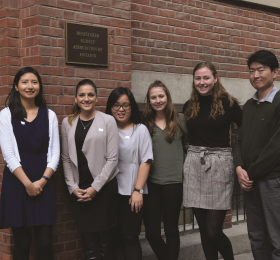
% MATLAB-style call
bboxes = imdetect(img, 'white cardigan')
[0,107,60,173]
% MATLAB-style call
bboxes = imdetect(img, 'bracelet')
[42,176,49,182]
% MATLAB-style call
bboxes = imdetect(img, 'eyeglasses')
[112,104,131,111]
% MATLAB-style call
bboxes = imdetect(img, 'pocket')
[183,154,190,172]
[212,155,234,183]
[226,156,234,182]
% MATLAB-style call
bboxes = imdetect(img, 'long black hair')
[105,87,141,125]
[5,67,46,119]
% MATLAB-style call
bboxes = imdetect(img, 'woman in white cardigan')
[0,67,60,260]
[61,79,119,260]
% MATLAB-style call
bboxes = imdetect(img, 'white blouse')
[117,124,153,195]
[0,107,60,173]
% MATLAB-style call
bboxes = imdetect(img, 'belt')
[199,150,212,172]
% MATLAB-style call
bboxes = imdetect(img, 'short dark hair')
[105,87,141,125]
[5,67,46,120]
[75,79,97,96]
[247,50,279,71]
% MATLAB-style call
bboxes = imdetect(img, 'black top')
[234,91,280,181]
[75,118,94,189]
[182,95,242,148]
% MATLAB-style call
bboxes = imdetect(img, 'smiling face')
[149,87,168,112]
[111,94,132,125]
[75,84,97,113]
[193,67,217,96]
[15,73,40,101]
[249,62,278,92]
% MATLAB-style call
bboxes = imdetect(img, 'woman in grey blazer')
[61,79,119,260]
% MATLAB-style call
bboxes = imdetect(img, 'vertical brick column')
[0,0,131,259]
[0,1,20,259]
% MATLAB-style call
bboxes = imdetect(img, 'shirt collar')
[252,86,279,103]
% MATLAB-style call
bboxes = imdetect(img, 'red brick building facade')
[0,0,279,259]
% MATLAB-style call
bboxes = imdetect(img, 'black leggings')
[113,233,142,260]
[144,182,183,260]
[193,208,234,260]
[12,225,54,260]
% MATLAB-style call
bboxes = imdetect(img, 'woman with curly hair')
[182,61,242,260]
[142,80,188,260]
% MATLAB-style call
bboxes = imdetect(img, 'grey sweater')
[233,91,280,181]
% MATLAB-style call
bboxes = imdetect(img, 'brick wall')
[0,0,131,259]
[0,0,280,259]
[0,1,20,258]
[131,0,280,81]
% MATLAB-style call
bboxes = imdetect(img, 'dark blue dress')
[0,107,55,228]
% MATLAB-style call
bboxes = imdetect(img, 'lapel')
[68,116,79,167]
[82,110,100,156]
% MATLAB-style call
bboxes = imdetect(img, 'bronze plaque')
[65,22,108,67]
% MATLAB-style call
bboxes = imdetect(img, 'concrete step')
[141,222,251,260]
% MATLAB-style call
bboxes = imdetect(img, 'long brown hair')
[68,79,97,125]
[142,80,183,143]
[185,61,239,121]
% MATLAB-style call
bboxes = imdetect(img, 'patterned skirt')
[183,145,234,210]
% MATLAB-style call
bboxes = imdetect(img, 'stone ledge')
[238,0,280,9]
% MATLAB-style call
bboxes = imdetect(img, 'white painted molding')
[238,0,280,9]
[131,70,280,105]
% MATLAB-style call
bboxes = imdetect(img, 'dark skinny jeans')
[144,181,183,260]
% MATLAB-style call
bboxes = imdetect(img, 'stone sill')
[238,0,280,9]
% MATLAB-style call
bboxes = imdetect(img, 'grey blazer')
[61,111,119,194]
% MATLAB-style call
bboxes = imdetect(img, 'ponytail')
[67,79,97,125]
[68,102,81,125]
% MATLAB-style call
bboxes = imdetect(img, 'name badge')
[21,121,25,125]
[125,136,130,139]
[98,128,103,132]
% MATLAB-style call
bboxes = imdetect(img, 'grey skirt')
[183,145,234,210]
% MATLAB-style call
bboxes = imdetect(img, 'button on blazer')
[61,111,119,194]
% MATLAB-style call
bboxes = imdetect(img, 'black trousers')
[245,177,280,260]
[12,225,54,260]
[112,194,143,260]
[144,182,183,260]
[81,229,112,260]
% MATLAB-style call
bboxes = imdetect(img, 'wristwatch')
[134,188,144,194]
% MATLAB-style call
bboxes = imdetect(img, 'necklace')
[80,116,94,129]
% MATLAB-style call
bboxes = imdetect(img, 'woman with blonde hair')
[182,61,242,260]
[142,80,188,260]
[61,79,119,260]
